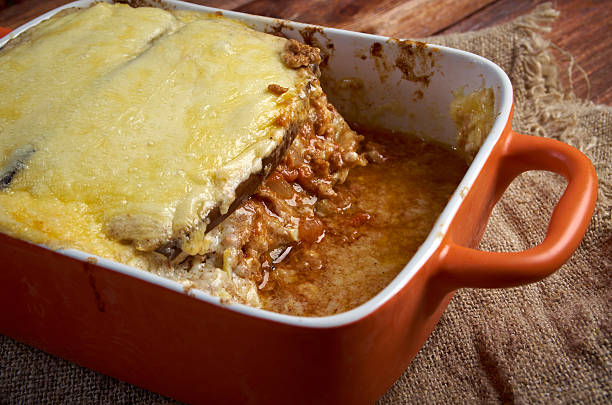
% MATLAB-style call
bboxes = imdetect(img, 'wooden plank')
[437,0,541,33]
[0,0,26,12]
[440,0,612,104]
[0,0,251,28]
[0,0,494,36]
[235,0,496,37]
[0,0,71,28]
[189,0,253,10]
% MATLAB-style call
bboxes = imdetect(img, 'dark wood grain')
[0,0,71,28]
[0,0,609,104]
[234,0,496,37]
[439,0,612,105]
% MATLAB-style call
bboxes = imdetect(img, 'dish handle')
[438,129,597,288]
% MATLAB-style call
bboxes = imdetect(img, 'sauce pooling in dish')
[261,130,468,316]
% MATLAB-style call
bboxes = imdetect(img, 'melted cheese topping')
[0,3,311,257]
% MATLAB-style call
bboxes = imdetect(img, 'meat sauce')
[261,130,468,316]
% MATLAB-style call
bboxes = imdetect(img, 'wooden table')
[1,0,610,105]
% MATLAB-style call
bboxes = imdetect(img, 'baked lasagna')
[1,3,484,316]
[0,3,367,308]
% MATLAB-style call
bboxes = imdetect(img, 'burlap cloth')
[1,4,610,404]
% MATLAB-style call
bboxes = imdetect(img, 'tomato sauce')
[262,130,468,316]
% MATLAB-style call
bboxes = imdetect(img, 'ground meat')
[167,80,366,302]
[281,39,322,69]
[267,84,288,95]
[223,83,366,288]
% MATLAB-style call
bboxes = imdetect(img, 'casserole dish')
[0,1,597,404]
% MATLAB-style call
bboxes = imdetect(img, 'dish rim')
[0,0,514,328]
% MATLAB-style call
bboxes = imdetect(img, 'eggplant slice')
[0,146,34,190]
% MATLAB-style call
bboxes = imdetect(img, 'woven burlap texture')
[2,4,610,404]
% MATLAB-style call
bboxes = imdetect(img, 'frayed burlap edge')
[511,5,610,224]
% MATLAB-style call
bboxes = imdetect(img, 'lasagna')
[0,3,367,308]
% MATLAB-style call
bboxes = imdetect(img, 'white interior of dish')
[0,0,513,327]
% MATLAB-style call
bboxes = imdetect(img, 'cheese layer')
[0,3,310,257]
